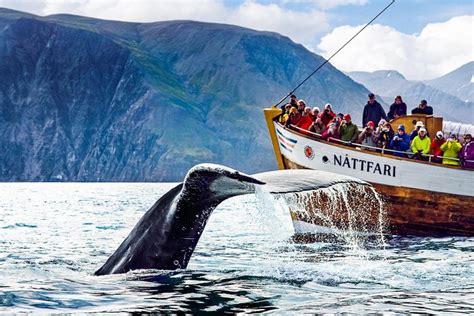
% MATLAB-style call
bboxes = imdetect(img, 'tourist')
[321,117,341,141]
[411,99,433,115]
[362,93,387,127]
[318,103,336,126]
[297,99,306,114]
[410,121,425,141]
[296,107,314,130]
[312,107,320,120]
[440,133,461,166]
[338,114,359,144]
[460,134,474,169]
[390,124,411,157]
[279,103,292,124]
[309,117,326,134]
[377,122,394,150]
[387,95,407,120]
[290,94,298,109]
[358,121,378,151]
[411,127,431,160]
[285,107,301,127]
[430,131,446,163]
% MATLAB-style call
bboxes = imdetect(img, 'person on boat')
[297,99,306,114]
[362,93,387,127]
[411,99,433,115]
[410,121,425,141]
[460,134,474,169]
[411,127,431,160]
[321,117,341,141]
[390,124,411,157]
[358,121,378,151]
[377,122,395,150]
[312,107,320,121]
[318,103,336,126]
[279,103,292,124]
[387,95,407,120]
[296,107,314,130]
[338,114,359,144]
[430,131,446,163]
[285,107,301,127]
[440,134,462,166]
[309,117,326,134]
[290,94,298,109]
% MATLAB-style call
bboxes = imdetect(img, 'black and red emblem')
[304,145,314,160]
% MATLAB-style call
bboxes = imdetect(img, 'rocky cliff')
[0,8,370,181]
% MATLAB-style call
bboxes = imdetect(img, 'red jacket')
[430,138,445,157]
[318,111,336,126]
[296,115,313,130]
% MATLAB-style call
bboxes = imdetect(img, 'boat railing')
[287,124,473,166]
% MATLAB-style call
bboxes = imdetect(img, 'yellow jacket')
[411,136,431,155]
[440,140,461,166]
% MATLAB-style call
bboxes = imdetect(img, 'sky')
[0,0,473,80]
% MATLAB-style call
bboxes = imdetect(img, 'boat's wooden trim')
[264,107,285,170]
[282,156,474,236]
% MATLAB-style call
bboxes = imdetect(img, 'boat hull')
[283,156,474,236]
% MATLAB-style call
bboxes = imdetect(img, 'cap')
[397,124,405,131]
[312,107,320,113]
[343,114,351,121]
[436,131,443,138]
[419,127,427,133]
[324,103,332,110]
[415,121,424,128]
[298,99,306,105]
[367,121,375,128]
[449,133,456,139]
[368,93,375,98]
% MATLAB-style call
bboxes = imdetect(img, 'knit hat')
[343,114,351,121]
[367,121,375,128]
[398,124,405,131]
[436,131,443,139]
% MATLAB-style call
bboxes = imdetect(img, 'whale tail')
[95,164,367,275]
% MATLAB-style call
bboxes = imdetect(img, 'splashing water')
[248,183,388,256]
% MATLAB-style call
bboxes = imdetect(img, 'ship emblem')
[304,145,314,160]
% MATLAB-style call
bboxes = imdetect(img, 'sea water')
[0,183,473,313]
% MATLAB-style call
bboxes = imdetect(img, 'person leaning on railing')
[430,131,446,163]
[460,134,474,169]
[440,134,462,166]
[411,127,431,160]
[338,114,359,145]
[390,124,411,157]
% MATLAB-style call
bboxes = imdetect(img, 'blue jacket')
[390,132,411,157]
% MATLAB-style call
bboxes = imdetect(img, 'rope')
[274,0,396,108]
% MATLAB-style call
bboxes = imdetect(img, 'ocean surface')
[0,183,473,313]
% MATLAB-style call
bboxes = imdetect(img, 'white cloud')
[317,15,474,80]
[0,0,329,49]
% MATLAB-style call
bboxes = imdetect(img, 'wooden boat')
[263,107,474,236]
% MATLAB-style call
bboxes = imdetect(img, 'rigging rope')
[274,0,396,108]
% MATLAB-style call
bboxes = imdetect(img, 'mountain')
[0,8,370,181]
[348,70,474,123]
[425,61,474,103]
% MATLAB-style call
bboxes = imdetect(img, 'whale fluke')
[95,164,367,275]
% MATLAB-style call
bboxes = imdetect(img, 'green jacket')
[411,136,431,154]
[440,140,461,166]
[339,122,359,142]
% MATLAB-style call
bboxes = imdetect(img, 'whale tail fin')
[95,164,368,275]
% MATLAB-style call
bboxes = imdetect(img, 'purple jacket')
[460,141,474,169]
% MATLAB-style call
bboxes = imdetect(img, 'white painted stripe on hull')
[275,123,473,197]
